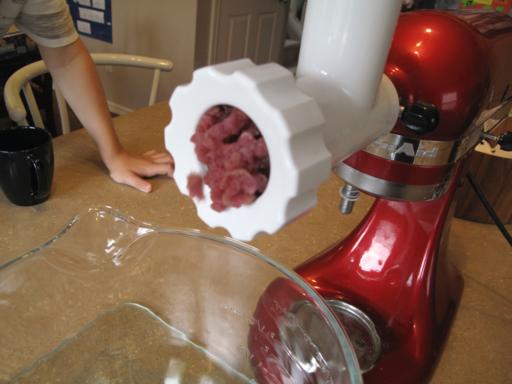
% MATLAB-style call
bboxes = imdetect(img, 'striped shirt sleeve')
[16,0,79,48]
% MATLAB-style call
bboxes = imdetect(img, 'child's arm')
[39,38,173,192]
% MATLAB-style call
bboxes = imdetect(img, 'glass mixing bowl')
[0,207,361,383]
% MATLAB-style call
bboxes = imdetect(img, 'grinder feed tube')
[165,0,402,240]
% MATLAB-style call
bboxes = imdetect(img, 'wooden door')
[208,0,289,65]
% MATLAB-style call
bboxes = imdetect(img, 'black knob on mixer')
[498,132,512,151]
[401,101,439,134]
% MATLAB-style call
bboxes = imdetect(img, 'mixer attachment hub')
[326,300,381,374]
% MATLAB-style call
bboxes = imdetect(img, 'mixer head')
[339,10,512,203]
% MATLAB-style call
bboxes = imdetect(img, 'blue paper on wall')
[66,0,112,43]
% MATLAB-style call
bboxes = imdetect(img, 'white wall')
[81,0,198,112]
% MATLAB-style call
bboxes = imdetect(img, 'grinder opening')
[187,105,270,212]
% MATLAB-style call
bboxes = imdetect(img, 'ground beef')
[187,174,204,200]
[187,105,270,212]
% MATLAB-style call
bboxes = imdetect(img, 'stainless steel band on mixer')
[363,126,482,166]
[337,126,479,200]
[337,163,450,201]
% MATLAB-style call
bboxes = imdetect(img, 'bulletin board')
[66,0,113,43]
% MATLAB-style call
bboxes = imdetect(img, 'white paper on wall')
[77,0,91,7]
[79,7,105,24]
[76,20,92,34]
[92,0,106,10]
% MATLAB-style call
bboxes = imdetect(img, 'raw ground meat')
[187,105,270,212]
[187,174,204,200]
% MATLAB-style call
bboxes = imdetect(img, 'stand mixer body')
[297,11,512,383]
[296,176,463,383]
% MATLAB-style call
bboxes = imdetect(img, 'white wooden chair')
[4,53,173,134]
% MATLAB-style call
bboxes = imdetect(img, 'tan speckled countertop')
[1,103,511,383]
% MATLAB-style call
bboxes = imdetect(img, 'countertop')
[1,103,511,383]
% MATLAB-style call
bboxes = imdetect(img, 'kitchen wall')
[81,0,198,113]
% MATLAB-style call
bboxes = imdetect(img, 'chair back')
[4,53,173,134]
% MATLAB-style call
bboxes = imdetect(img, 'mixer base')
[296,178,463,383]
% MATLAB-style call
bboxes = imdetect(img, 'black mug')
[0,126,54,206]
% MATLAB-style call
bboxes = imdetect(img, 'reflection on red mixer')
[250,10,512,384]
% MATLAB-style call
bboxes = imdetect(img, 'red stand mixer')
[166,5,512,383]
[296,10,512,383]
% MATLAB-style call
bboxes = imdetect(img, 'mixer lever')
[400,100,439,134]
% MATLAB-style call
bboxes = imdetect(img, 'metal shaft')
[339,184,360,214]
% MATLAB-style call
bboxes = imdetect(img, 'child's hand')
[106,149,174,192]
